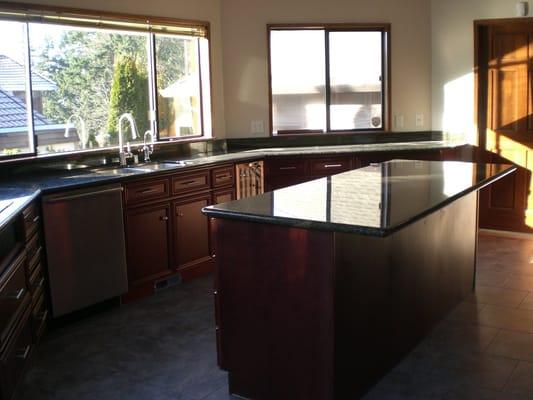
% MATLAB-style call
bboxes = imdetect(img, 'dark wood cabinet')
[212,188,235,205]
[0,200,48,400]
[172,194,211,270]
[123,164,235,298]
[125,203,171,284]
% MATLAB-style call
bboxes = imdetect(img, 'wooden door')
[125,203,170,284]
[173,194,211,269]
[478,22,533,232]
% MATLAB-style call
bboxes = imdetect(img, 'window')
[0,5,211,159]
[268,24,389,135]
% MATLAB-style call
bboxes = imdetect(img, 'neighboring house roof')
[0,89,52,129]
[0,54,57,92]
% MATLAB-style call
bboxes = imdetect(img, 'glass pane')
[156,34,202,139]
[329,31,382,130]
[0,21,33,157]
[29,24,150,154]
[270,30,326,134]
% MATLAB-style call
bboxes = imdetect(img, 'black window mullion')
[147,33,159,140]
[380,29,386,130]
[324,29,331,133]
[24,22,37,155]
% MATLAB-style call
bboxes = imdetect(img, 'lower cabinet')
[123,165,235,298]
[125,203,171,284]
[172,194,211,270]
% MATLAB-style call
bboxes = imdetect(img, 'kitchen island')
[203,160,516,400]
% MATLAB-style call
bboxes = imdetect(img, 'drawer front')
[124,178,170,205]
[23,203,40,241]
[27,247,42,277]
[172,171,210,195]
[31,291,48,341]
[267,158,306,176]
[308,156,353,176]
[28,262,45,298]
[211,165,234,188]
[1,307,32,400]
[25,232,41,263]
[0,253,29,350]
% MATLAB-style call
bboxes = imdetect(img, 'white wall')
[15,0,227,138]
[431,0,528,143]
[221,0,432,137]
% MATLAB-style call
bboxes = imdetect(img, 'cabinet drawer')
[0,252,29,352]
[25,232,41,263]
[31,291,47,341]
[211,165,234,188]
[1,306,32,400]
[172,171,210,195]
[28,262,45,297]
[267,158,306,176]
[22,203,40,242]
[27,247,42,277]
[308,156,353,176]
[124,179,170,205]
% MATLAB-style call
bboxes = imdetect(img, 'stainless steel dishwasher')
[42,184,128,317]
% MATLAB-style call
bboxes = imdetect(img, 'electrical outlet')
[251,120,265,135]
[394,115,404,129]
[415,113,424,128]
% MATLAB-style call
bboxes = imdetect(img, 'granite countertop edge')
[0,140,466,230]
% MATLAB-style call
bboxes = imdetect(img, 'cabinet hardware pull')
[217,174,231,179]
[139,188,158,194]
[32,215,40,223]
[279,166,297,170]
[213,290,218,295]
[37,309,49,321]
[160,216,169,221]
[324,164,342,168]
[180,180,198,185]
[177,212,184,217]
[15,345,31,360]
[5,288,25,300]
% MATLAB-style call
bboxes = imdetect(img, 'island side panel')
[334,191,478,398]
[213,219,335,400]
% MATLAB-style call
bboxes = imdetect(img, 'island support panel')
[212,192,478,400]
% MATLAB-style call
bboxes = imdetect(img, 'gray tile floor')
[18,232,533,399]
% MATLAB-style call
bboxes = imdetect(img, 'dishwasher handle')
[43,186,123,203]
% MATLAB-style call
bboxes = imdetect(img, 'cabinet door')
[173,194,211,269]
[125,204,170,284]
[212,188,235,205]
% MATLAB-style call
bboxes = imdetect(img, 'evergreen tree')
[107,56,149,141]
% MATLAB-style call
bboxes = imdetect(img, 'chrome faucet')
[142,130,154,162]
[117,113,138,166]
[64,115,88,149]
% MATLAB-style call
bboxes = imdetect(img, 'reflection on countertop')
[203,160,516,237]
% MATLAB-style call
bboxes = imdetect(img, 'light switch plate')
[415,113,424,127]
[394,115,404,129]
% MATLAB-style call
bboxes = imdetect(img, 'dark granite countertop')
[203,160,516,237]
[0,140,465,231]
[0,187,41,231]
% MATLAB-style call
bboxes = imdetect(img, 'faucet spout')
[117,113,139,166]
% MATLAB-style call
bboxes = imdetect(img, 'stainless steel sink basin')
[89,162,176,176]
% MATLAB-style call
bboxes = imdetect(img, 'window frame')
[267,23,391,136]
[0,1,213,162]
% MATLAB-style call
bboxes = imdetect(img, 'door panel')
[125,204,170,283]
[479,24,533,232]
[173,195,211,269]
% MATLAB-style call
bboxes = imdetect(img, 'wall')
[221,0,432,137]
[431,0,526,143]
[15,0,227,138]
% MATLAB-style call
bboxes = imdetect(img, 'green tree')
[107,56,149,141]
